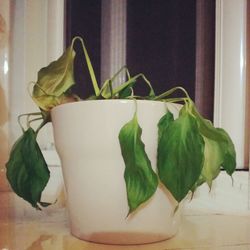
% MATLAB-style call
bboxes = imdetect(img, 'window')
[66,0,214,119]
[3,0,249,210]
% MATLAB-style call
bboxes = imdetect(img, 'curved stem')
[99,66,132,99]
[72,36,100,96]
[18,113,43,132]
[35,119,49,136]
[110,65,130,82]
[108,80,113,98]
[126,68,131,79]
[111,73,155,98]
[130,87,134,97]
[154,86,191,100]
[160,97,189,103]
[138,74,155,97]
[28,117,43,127]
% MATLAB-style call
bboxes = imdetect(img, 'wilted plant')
[6,37,236,214]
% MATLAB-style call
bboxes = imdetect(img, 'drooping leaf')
[157,111,174,140]
[190,102,236,187]
[200,137,224,188]
[216,128,236,175]
[33,46,75,97]
[119,113,158,214]
[157,105,205,202]
[6,128,50,209]
[32,46,76,111]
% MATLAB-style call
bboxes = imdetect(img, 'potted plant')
[6,37,236,245]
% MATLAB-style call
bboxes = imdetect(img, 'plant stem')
[72,36,100,96]
[161,97,189,103]
[18,112,43,132]
[154,86,191,100]
[111,73,155,98]
[35,119,49,136]
[28,117,43,127]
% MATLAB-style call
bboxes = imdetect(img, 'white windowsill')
[185,171,250,215]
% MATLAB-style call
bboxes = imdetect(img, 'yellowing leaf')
[201,137,224,187]
[32,46,76,111]
[33,47,76,97]
[157,107,205,202]
[190,102,236,188]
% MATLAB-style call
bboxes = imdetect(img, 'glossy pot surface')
[51,100,182,245]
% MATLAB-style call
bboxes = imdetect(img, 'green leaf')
[157,111,174,140]
[32,46,76,111]
[119,113,158,214]
[217,128,236,175]
[190,103,236,187]
[6,128,50,209]
[157,106,205,202]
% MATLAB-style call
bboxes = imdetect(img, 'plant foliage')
[6,37,236,215]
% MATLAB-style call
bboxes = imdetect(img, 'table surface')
[1,191,250,250]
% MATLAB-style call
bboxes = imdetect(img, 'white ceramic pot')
[51,100,182,245]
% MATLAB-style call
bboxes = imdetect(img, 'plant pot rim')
[51,99,166,113]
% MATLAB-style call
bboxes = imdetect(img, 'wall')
[214,0,248,168]
[0,0,64,191]
[0,0,10,191]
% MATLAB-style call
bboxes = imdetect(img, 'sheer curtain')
[9,0,64,149]
[0,0,64,191]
